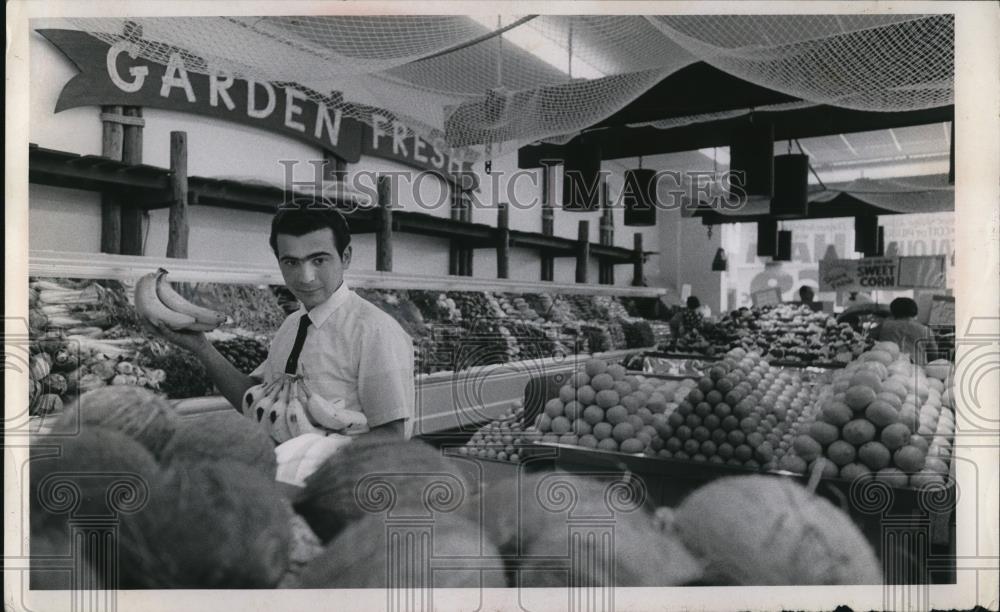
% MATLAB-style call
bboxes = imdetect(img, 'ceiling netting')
[61,14,953,160]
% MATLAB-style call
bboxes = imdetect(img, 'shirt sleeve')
[358,320,415,434]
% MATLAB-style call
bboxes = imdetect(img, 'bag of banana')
[134,268,228,332]
[242,375,369,444]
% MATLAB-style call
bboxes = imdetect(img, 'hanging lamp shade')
[730,118,774,197]
[854,215,879,255]
[711,247,728,271]
[756,218,778,257]
[774,230,793,261]
[562,138,602,212]
[771,154,810,219]
[623,167,657,226]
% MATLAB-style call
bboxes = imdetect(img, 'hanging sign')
[819,256,946,292]
[38,29,476,184]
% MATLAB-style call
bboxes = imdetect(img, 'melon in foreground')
[673,475,881,585]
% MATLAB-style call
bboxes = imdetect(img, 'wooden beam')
[323,150,347,182]
[376,175,393,272]
[99,105,124,254]
[497,202,510,279]
[120,106,144,256]
[633,233,645,287]
[576,220,590,284]
[166,132,189,259]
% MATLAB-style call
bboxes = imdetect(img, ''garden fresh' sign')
[39,29,474,180]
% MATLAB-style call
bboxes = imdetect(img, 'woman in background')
[870,297,937,365]
[669,296,705,337]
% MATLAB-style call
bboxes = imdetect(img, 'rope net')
[59,14,953,158]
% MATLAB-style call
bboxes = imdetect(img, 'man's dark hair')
[269,201,351,257]
[890,297,919,319]
[686,296,701,310]
[798,285,815,302]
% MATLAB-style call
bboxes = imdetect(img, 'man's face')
[275,228,351,310]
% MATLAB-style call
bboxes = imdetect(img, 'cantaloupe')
[299,512,508,588]
[117,459,293,588]
[54,386,179,459]
[673,476,881,584]
[488,474,701,587]
[161,411,277,477]
[294,437,479,543]
[30,428,162,534]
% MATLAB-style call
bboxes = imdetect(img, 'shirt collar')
[299,280,350,328]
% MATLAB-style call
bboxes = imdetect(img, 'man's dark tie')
[285,314,312,374]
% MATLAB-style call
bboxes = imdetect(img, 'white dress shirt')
[251,281,415,437]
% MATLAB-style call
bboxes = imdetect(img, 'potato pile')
[778,341,955,487]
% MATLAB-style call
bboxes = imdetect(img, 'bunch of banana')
[242,375,368,443]
[134,268,227,332]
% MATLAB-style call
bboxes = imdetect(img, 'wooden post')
[462,195,473,276]
[576,220,590,284]
[541,164,555,281]
[166,132,189,258]
[323,150,347,182]
[599,181,614,285]
[100,105,124,254]
[497,202,510,279]
[449,188,463,275]
[633,233,645,287]
[120,106,145,255]
[376,175,393,272]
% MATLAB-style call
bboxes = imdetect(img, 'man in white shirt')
[151,202,414,440]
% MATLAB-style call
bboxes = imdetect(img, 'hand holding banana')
[134,268,227,332]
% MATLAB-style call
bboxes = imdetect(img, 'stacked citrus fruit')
[778,341,954,487]
[660,349,823,468]
[531,359,696,454]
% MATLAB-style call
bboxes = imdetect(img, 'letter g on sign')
[107,41,149,93]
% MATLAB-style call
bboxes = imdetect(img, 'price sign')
[751,287,783,307]
[927,295,955,327]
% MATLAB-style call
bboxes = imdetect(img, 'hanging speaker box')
[771,154,810,219]
[774,230,793,261]
[854,215,878,255]
[563,140,602,212]
[756,218,778,257]
[623,168,657,226]
[730,119,774,197]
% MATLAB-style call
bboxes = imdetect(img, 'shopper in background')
[148,200,414,440]
[798,285,815,306]
[670,296,705,337]
[870,297,937,365]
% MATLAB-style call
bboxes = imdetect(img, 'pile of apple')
[659,349,824,469]
[529,360,697,454]
[776,341,954,488]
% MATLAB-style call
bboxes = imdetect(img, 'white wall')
[28,185,103,253]
[27,26,665,289]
